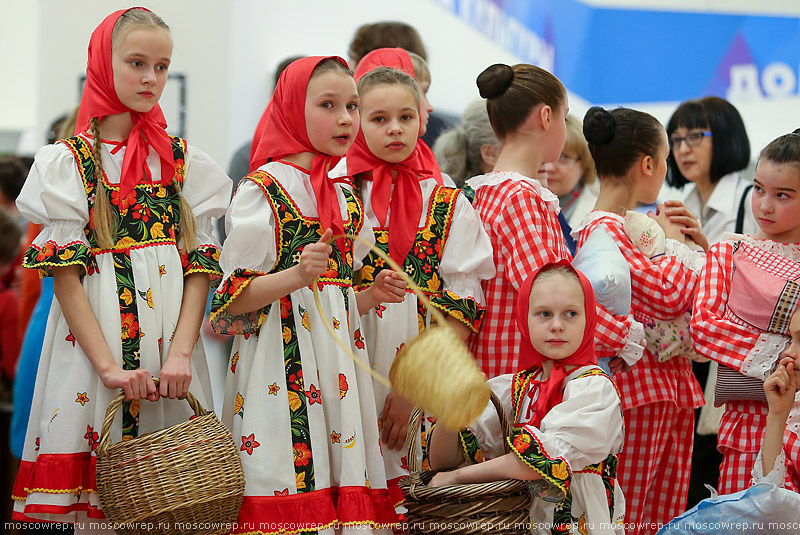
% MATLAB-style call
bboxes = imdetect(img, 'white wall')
[0,1,39,150]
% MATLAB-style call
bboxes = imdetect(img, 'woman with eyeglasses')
[665,96,756,507]
[666,96,757,242]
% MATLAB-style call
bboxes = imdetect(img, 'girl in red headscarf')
[427,261,626,534]
[347,65,494,511]
[12,8,231,530]
[210,56,401,534]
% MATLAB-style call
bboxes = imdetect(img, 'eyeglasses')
[556,154,580,165]
[670,131,712,149]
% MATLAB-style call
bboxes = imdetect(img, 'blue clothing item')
[557,210,577,256]
[596,357,612,375]
[572,230,632,316]
[657,483,800,535]
[10,277,54,458]
[633,201,658,215]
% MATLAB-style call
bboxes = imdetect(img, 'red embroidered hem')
[232,486,398,534]
[13,453,97,499]
[13,503,105,522]
[386,476,405,507]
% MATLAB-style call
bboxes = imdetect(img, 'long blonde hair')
[91,9,196,252]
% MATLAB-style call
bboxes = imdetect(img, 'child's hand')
[101,366,158,402]
[297,229,333,286]
[159,352,192,399]
[371,269,406,304]
[381,391,415,451]
[430,469,460,487]
[354,268,406,314]
[608,356,634,374]
[648,203,686,244]
[764,356,798,419]
[662,200,709,252]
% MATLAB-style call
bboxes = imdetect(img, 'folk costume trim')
[210,170,364,336]
[12,454,98,501]
[24,240,95,279]
[357,185,485,332]
[506,429,572,499]
[233,486,398,535]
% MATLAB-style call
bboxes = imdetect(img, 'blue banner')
[433,0,800,103]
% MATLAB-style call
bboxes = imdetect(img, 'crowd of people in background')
[3,7,800,535]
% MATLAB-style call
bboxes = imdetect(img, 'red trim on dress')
[13,454,97,499]
[233,486,397,534]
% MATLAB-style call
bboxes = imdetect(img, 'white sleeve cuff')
[752,449,786,487]
[664,238,705,274]
[617,318,646,366]
[742,333,790,380]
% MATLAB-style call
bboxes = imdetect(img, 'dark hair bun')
[477,64,514,99]
[583,106,616,145]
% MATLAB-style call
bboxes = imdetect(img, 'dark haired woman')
[666,96,755,241]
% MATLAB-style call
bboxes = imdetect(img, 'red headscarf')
[353,48,443,184]
[348,48,440,264]
[250,56,349,240]
[75,7,176,199]
[515,260,598,428]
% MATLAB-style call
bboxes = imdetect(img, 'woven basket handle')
[311,232,451,388]
[405,390,510,480]
[96,378,208,456]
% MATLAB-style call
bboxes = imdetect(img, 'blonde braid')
[171,177,197,253]
[90,118,116,249]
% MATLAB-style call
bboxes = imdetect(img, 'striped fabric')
[771,280,800,333]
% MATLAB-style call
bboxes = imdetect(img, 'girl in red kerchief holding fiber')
[211,56,402,534]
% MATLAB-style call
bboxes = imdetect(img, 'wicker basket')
[399,393,561,534]
[95,379,245,535]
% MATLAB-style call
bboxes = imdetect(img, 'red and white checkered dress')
[692,237,800,494]
[575,211,704,533]
[784,423,800,490]
[466,173,634,378]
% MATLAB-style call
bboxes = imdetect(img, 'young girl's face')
[112,26,172,114]
[360,83,420,164]
[416,79,433,137]
[640,131,670,204]
[527,274,586,360]
[305,70,360,157]
[752,159,800,242]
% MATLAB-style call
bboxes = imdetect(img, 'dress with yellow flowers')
[354,177,495,508]
[12,134,231,524]
[210,160,396,534]
[455,365,626,535]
